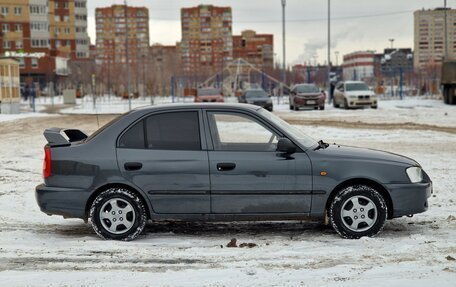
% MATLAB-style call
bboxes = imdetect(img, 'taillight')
[43,146,51,179]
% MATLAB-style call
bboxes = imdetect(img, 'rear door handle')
[124,162,143,171]
[217,162,236,171]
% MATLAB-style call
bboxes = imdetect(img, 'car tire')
[294,105,299,111]
[344,98,349,110]
[319,106,325,110]
[371,105,378,109]
[333,99,340,108]
[329,185,387,239]
[289,105,293,110]
[89,187,147,241]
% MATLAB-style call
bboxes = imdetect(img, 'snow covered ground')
[0,99,455,286]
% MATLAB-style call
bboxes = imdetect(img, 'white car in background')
[334,81,377,109]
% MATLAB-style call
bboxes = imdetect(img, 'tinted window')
[145,112,201,150]
[119,120,145,149]
[296,85,319,93]
[245,90,268,98]
[346,83,369,91]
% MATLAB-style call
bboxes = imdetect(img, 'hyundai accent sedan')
[36,104,432,241]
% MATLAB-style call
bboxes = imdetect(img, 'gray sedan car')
[36,104,432,241]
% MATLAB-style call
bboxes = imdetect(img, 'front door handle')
[217,162,236,171]
[124,162,143,171]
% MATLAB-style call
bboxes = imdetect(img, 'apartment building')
[0,0,90,86]
[232,30,273,71]
[414,7,456,68]
[95,4,149,64]
[180,5,233,74]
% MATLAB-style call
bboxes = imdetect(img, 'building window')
[1,7,8,16]
[15,40,23,49]
[15,24,22,32]
[3,40,10,48]
[31,58,38,68]
[2,23,8,33]
[64,28,70,34]
[54,15,60,22]
[63,2,69,9]
[19,58,25,68]
[63,16,69,22]
[14,7,21,15]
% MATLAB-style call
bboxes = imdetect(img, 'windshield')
[296,85,319,93]
[258,109,318,149]
[346,83,369,91]
[245,90,268,98]
[198,88,221,96]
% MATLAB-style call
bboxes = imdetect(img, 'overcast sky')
[87,0,454,65]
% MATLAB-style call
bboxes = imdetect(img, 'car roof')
[133,103,262,112]
[343,81,366,84]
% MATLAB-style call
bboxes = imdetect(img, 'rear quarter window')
[118,120,145,149]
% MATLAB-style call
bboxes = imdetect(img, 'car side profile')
[36,104,431,241]
[289,84,326,110]
[333,81,377,109]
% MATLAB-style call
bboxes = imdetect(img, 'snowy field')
[0,98,455,286]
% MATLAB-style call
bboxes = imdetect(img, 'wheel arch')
[84,183,152,221]
[325,178,394,219]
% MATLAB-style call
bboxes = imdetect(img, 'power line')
[147,10,414,23]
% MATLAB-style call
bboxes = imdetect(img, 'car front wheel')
[90,188,147,241]
[329,185,387,239]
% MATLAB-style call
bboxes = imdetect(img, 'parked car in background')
[195,88,224,103]
[36,104,431,241]
[238,88,273,111]
[289,84,326,110]
[333,81,377,109]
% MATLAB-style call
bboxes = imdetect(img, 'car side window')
[145,111,201,150]
[118,120,145,149]
[208,112,278,152]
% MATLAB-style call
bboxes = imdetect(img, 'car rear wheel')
[329,185,387,239]
[90,188,147,241]
[319,106,325,110]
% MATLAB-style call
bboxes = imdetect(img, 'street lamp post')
[124,0,131,110]
[327,0,331,87]
[281,0,286,105]
[389,38,395,49]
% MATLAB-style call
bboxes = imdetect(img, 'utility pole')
[444,0,448,60]
[124,0,131,110]
[281,0,286,104]
[327,0,331,102]
[142,54,146,98]
[389,38,395,49]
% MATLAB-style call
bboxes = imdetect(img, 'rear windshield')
[296,85,319,93]
[198,88,221,96]
[85,114,125,141]
[346,83,369,91]
[245,90,268,98]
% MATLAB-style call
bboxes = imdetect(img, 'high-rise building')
[180,5,232,74]
[0,0,90,86]
[414,7,456,68]
[379,48,414,76]
[95,5,149,65]
[232,30,273,71]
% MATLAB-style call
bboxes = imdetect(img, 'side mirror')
[277,138,296,154]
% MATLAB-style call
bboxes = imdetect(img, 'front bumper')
[347,98,377,107]
[385,181,432,218]
[294,97,324,107]
[35,184,89,219]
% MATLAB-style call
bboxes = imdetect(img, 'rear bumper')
[35,184,89,219]
[385,181,432,218]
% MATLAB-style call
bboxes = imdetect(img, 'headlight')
[406,167,423,183]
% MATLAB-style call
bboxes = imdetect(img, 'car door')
[205,110,312,214]
[116,110,211,214]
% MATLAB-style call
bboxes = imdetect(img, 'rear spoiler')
[43,128,88,147]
